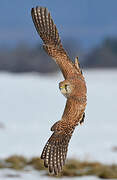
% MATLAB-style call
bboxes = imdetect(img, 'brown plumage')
[31,6,87,175]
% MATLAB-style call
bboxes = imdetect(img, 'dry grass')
[0,156,117,179]
[60,159,117,179]
[5,155,27,170]
[28,157,46,170]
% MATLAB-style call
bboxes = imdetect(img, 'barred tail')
[41,121,74,175]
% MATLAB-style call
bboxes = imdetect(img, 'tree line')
[0,38,117,74]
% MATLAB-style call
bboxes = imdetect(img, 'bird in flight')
[31,6,87,175]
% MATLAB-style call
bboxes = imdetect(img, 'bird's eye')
[65,84,68,91]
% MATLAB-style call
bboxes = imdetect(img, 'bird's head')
[59,80,72,98]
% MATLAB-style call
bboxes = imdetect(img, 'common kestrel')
[31,6,87,175]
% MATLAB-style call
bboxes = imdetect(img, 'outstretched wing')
[41,98,85,175]
[31,7,78,78]
[41,126,73,175]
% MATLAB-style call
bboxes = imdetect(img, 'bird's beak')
[59,85,65,90]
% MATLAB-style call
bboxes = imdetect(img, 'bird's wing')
[31,7,79,78]
[41,98,85,175]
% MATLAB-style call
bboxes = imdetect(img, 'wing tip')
[41,132,71,175]
[31,6,48,14]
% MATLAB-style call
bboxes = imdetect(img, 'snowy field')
[0,169,100,180]
[0,70,117,180]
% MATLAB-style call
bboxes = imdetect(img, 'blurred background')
[0,0,117,179]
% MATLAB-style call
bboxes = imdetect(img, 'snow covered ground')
[0,70,117,180]
[0,169,100,180]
